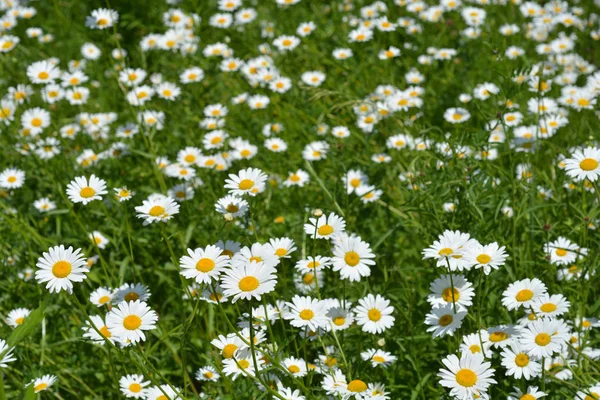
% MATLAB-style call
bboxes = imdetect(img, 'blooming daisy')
[35,245,88,294]
[135,194,180,225]
[304,213,346,240]
[507,386,547,400]
[532,294,570,318]
[438,353,496,400]
[425,304,467,338]
[564,147,600,182]
[224,168,268,197]
[422,230,475,271]
[501,278,547,310]
[354,294,395,334]
[0,339,16,368]
[66,175,107,205]
[6,308,30,328]
[196,366,220,382]
[119,374,149,398]
[180,245,230,284]
[284,295,328,331]
[29,375,57,393]
[89,287,113,307]
[221,260,277,302]
[463,242,508,274]
[501,342,542,380]
[106,300,158,344]
[360,348,397,368]
[0,168,25,189]
[331,235,375,282]
[428,274,475,308]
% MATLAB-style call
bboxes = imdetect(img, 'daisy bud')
[224,213,234,221]
[312,208,323,217]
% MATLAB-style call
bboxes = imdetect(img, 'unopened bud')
[312,208,323,217]
[224,213,233,222]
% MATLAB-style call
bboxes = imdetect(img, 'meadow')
[0,0,599,399]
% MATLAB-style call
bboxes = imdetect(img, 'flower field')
[1,0,600,399]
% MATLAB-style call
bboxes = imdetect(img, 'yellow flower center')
[455,369,477,387]
[99,295,110,304]
[238,276,259,292]
[515,353,529,367]
[124,292,139,302]
[439,314,453,326]
[521,395,536,400]
[7,176,16,183]
[196,258,215,272]
[476,254,491,264]
[52,261,72,278]
[555,248,567,257]
[100,326,111,337]
[469,344,481,353]
[15,317,24,325]
[97,18,108,26]
[222,344,237,358]
[368,308,382,322]
[80,186,96,198]
[34,383,48,392]
[149,205,165,217]
[344,251,360,266]
[123,315,142,330]
[333,316,345,326]
[31,117,42,127]
[38,71,49,80]
[442,287,460,302]
[238,179,254,190]
[129,383,142,393]
[275,248,287,257]
[347,380,367,393]
[203,371,213,378]
[580,158,599,171]
[438,247,453,256]
[226,204,239,213]
[184,154,196,163]
[535,333,551,346]
[578,99,590,106]
[317,224,334,236]
[516,289,534,302]
[540,303,557,313]
[299,309,314,320]
[489,331,507,342]
[287,365,300,373]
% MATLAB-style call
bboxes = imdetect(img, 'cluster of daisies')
[420,230,599,399]
[1,0,600,398]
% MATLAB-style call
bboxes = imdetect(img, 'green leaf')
[8,297,49,347]
[23,383,35,400]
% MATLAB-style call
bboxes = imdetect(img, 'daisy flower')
[221,260,277,302]
[196,366,220,382]
[564,147,600,182]
[66,175,107,205]
[438,354,496,400]
[283,170,310,187]
[114,187,134,202]
[86,8,119,29]
[222,357,263,380]
[304,213,346,240]
[284,295,328,331]
[89,287,113,307]
[486,325,517,349]
[428,274,475,308]
[135,194,180,225]
[282,357,308,377]
[331,235,375,282]
[463,242,508,274]
[106,300,158,344]
[0,168,25,189]
[531,294,570,318]
[269,237,297,258]
[360,349,397,368]
[113,283,151,303]
[180,245,230,284]
[544,236,587,265]
[35,245,88,294]
[29,375,57,393]
[119,374,149,398]
[422,230,475,271]
[6,308,30,328]
[501,342,542,380]
[501,278,547,310]
[224,168,268,197]
[425,304,467,338]
[354,294,395,334]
